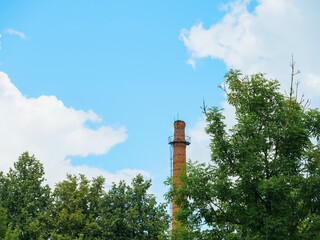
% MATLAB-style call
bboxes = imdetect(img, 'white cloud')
[181,0,320,101]
[0,72,149,186]
[5,28,26,39]
[183,0,320,163]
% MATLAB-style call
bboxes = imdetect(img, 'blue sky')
[0,0,319,199]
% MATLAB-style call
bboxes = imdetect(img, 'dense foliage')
[0,153,51,240]
[0,153,169,240]
[50,174,105,239]
[169,69,320,239]
[100,175,169,240]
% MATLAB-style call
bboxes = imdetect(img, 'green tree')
[50,174,105,240]
[169,69,320,239]
[0,152,52,240]
[0,205,8,238]
[100,174,170,240]
[4,225,21,240]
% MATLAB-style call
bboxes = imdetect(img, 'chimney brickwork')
[170,120,189,229]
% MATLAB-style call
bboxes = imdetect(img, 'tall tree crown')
[170,69,320,239]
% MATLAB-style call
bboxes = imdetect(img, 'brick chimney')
[169,120,190,229]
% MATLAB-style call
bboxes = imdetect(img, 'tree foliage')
[0,205,7,239]
[0,153,169,240]
[50,174,105,239]
[0,152,52,239]
[169,69,320,239]
[100,174,170,240]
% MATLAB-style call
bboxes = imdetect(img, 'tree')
[0,152,52,239]
[50,174,105,239]
[4,225,21,240]
[0,205,8,238]
[100,174,170,240]
[169,68,320,239]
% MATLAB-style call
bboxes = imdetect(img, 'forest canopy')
[0,152,170,240]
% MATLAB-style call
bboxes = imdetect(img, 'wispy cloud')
[5,28,26,39]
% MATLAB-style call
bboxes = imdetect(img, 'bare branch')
[283,55,301,135]
[201,99,208,115]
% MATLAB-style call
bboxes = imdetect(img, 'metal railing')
[168,135,191,145]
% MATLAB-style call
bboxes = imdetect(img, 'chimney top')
[174,120,186,129]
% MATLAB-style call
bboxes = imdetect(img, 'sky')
[0,0,319,200]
